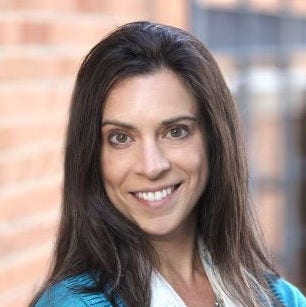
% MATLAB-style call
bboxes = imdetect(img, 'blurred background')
[0,0,305,306]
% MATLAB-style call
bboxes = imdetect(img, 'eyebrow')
[161,116,197,126]
[101,120,135,130]
[101,116,197,129]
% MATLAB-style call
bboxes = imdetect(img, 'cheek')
[101,150,119,188]
[189,150,208,179]
[174,139,208,176]
[185,141,209,190]
[101,148,132,190]
[101,149,135,218]
[100,154,124,212]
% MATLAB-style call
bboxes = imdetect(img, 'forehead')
[102,68,198,121]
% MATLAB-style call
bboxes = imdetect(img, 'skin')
[101,68,215,306]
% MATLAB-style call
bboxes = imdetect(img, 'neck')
[149,215,202,282]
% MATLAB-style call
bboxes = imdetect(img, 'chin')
[138,219,191,240]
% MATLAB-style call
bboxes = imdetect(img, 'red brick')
[198,0,238,9]
[248,0,285,12]
[76,0,148,17]
[0,116,66,150]
[0,0,77,11]
[48,19,115,46]
[0,84,72,116]
[291,0,306,15]
[151,0,189,29]
[0,181,61,222]
[0,145,62,186]
[0,17,115,46]
[1,282,43,307]
[0,216,57,258]
[17,18,110,46]
[0,53,80,80]
[0,245,51,293]
[0,19,21,45]
[2,284,35,307]
[20,20,50,44]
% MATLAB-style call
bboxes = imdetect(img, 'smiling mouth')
[132,184,181,202]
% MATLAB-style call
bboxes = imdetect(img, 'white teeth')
[162,189,167,197]
[135,185,176,202]
[147,192,154,201]
[155,191,162,201]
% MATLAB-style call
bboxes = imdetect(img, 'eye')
[108,132,133,148]
[165,126,189,139]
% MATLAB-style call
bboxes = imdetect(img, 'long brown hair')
[30,21,278,307]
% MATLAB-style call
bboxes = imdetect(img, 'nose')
[135,140,171,179]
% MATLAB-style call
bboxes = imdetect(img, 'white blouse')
[150,243,241,307]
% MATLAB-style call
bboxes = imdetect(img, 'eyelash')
[164,125,190,139]
[108,131,134,148]
[106,125,191,148]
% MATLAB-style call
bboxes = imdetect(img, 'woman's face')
[101,69,209,239]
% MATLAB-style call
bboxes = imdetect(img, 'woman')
[31,21,305,306]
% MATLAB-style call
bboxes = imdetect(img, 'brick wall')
[0,1,188,306]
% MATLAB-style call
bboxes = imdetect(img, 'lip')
[130,183,181,209]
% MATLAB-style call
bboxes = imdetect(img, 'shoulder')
[34,274,124,307]
[269,275,306,306]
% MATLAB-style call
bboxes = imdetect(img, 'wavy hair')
[30,21,278,307]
